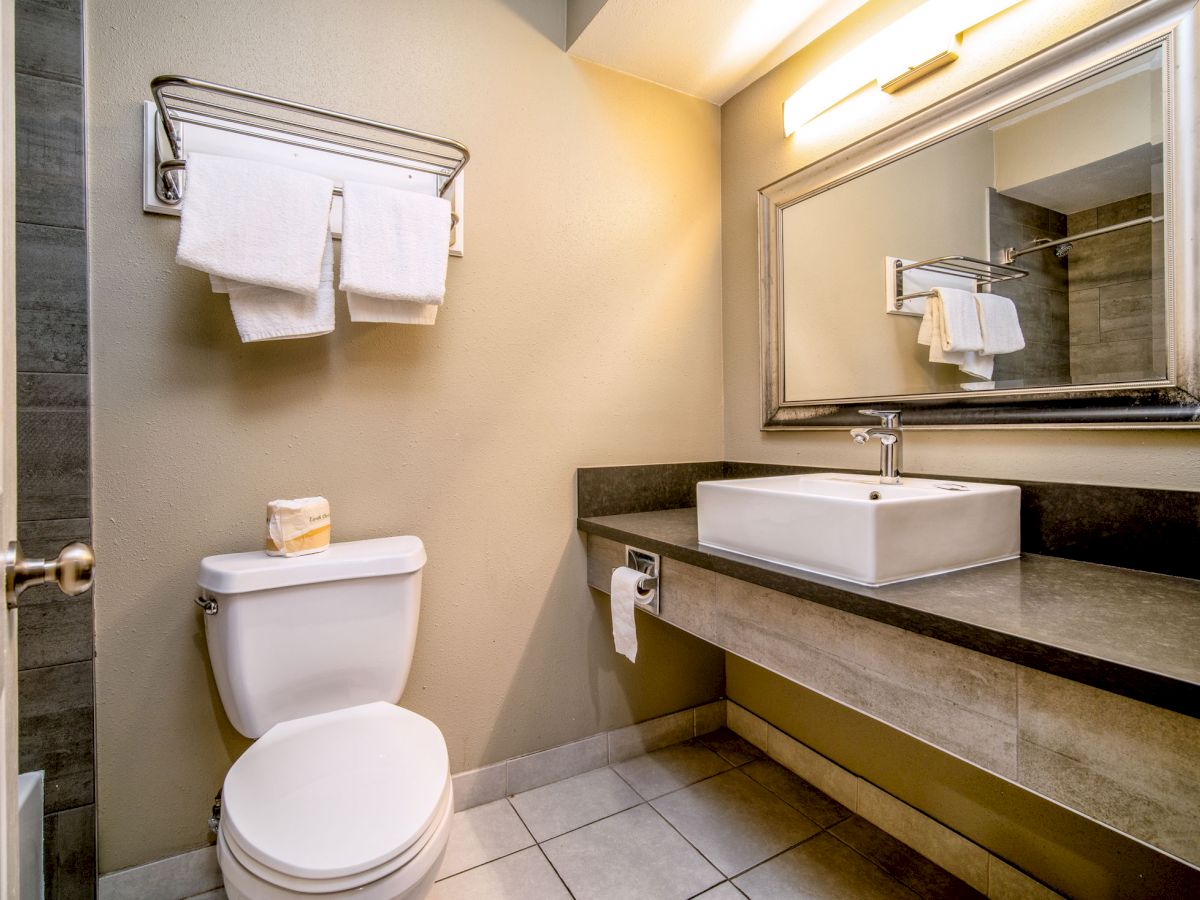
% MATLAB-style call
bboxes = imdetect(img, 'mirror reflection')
[780,47,1166,403]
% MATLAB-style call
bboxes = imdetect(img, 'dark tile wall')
[1067,194,1164,383]
[987,190,1071,386]
[14,0,95,897]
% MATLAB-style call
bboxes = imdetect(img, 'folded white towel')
[339,181,451,324]
[176,153,334,295]
[917,288,984,353]
[918,288,991,378]
[975,293,1025,355]
[211,233,335,342]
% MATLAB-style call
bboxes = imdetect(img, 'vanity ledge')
[578,507,1200,719]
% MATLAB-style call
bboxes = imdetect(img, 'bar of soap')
[265,496,331,557]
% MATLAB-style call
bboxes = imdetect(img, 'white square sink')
[696,473,1020,586]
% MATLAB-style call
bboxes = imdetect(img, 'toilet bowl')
[198,538,449,900]
[216,703,452,900]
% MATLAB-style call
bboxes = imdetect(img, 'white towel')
[918,288,992,378]
[176,153,334,295]
[339,181,451,324]
[917,288,984,353]
[211,233,335,342]
[975,293,1025,355]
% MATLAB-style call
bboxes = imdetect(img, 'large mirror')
[760,17,1199,427]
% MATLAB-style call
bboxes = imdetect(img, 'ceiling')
[566,0,869,105]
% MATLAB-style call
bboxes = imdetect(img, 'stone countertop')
[578,507,1200,719]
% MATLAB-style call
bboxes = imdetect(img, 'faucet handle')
[858,409,902,428]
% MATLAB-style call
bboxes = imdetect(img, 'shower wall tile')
[1067,195,1158,383]
[17,516,93,668]
[16,0,94,893]
[15,0,82,83]
[16,222,88,372]
[44,804,97,900]
[15,73,84,228]
[17,408,91,520]
[987,190,1069,385]
[18,660,95,814]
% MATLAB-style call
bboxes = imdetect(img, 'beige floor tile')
[541,804,722,900]
[742,758,851,828]
[436,799,534,880]
[699,727,765,766]
[612,740,731,799]
[652,769,820,876]
[430,847,570,899]
[510,767,641,842]
[695,883,746,899]
[735,832,921,900]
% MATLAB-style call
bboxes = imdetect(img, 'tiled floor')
[432,729,985,899]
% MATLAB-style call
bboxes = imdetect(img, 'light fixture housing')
[783,0,1024,135]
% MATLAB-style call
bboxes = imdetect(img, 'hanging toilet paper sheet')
[265,496,331,557]
[611,566,646,662]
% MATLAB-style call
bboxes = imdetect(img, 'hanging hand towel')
[176,153,334,296]
[917,287,992,378]
[975,293,1025,355]
[339,181,451,325]
[211,232,335,342]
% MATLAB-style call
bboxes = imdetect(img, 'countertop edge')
[577,515,1200,720]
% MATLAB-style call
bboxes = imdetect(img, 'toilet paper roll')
[265,496,331,557]
[611,566,646,663]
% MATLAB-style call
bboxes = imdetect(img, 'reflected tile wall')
[1067,194,1160,383]
[987,190,1071,386]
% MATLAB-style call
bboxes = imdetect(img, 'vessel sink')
[696,473,1020,586]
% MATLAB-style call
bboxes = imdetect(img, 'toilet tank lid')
[198,536,426,594]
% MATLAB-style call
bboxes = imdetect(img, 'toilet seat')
[222,779,451,893]
[221,702,450,891]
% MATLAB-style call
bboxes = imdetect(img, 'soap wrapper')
[265,497,331,557]
[610,566,643,663]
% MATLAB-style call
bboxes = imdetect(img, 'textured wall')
[721,0,1200,487]
[86,0,725,872]
[13,0,94,895]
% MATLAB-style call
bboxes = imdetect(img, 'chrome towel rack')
[148,75,470,209]
[892,255,1027,309]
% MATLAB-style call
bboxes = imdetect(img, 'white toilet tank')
[197,536,426,738]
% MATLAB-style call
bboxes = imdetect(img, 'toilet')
[197,536,452,900]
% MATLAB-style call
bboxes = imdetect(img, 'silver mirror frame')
[759,0,1200,429]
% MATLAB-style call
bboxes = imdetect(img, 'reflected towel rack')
[144,75,470,251]
[1002,215,1162,263]
[892,256,1027,309]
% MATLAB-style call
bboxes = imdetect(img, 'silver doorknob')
[5,540,95,609]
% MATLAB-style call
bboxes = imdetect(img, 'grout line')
[534,842,577,900]
[641,797,730,883]
[825,827,938,899]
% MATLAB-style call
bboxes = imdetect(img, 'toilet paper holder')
[624,546,660,615]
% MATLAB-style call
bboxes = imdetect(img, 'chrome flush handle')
[5,540,96,609]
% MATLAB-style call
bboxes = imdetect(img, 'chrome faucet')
[851,409,903,484]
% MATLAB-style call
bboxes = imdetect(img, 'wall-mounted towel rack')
[143,75,471,254]
[888,255,1027,315]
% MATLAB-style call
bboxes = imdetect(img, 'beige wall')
[782,125,993,399]
[86,0,726,872]
[722,0,1200,488]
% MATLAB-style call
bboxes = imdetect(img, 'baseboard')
[452,698,726,810]
[97,844,221,900]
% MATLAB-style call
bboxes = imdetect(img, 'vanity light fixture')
[783,0,1024,135]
